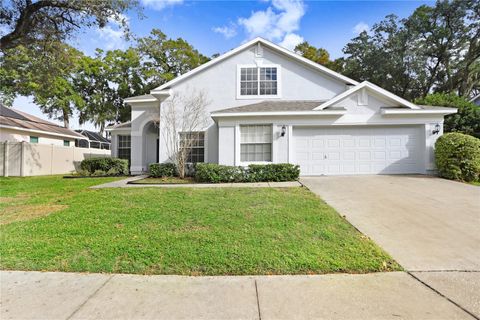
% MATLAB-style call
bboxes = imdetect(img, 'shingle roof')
[213,100,330,114]
[0,104,84,138]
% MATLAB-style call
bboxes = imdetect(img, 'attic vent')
[255,43,263,57]
[358,88,368,106]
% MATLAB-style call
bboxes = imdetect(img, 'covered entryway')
[293,125,425,175]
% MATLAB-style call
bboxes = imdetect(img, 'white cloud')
[235,0,305,51]
[141,0,184,11]
[95,14,130,51]
[96,26,127,50]
[353,22,369,34]
[279,33,304,50]
[212,24,237,39]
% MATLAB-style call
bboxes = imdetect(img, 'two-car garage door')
[293,126,425,175]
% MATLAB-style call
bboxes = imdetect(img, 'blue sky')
[14,0,434,131]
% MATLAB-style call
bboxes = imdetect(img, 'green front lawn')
[0,176,400,275]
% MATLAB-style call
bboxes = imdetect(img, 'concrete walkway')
[301,175,480,319]
[1,270,476,320]
[91,175,302,189]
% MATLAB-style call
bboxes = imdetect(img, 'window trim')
[236,64,282,99]
[117,135,131,162]
[179,131,205,164]
[238,124,274,165]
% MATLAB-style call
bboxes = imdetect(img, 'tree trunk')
[63,111,69,128]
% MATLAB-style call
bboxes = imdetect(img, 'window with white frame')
[239,66,278,96]
[180,131,205,163]
[117,135,131,163]
[240,125,272,162]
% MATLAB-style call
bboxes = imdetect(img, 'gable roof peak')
[314,80,420,110]
[150,37,358,94]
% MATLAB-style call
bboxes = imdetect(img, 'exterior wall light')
[281,125,287,137]
[432,123,440,135]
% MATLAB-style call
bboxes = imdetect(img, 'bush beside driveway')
[0,176,399,275]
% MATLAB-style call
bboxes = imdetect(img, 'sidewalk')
[1,271,474,320]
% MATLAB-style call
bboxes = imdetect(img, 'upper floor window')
[238,65,280,98]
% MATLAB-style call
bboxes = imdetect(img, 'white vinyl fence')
[0,141,111,177]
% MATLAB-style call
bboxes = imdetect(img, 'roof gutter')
[211,110,346,118]
[381,108,457,115]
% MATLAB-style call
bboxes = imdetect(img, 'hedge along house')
[107,38,457,176]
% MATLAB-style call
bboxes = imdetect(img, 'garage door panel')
[293,126,424,175]
[343,152,355,160]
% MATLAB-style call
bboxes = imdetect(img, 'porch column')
[130,133,143,174]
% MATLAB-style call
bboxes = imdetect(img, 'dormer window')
[237,64,281,98]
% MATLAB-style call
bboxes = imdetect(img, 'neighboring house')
[75,129,111,150]
[107,38,456,176]
[0,104,83,146]
[0,105,111,177]
[470,94,480,106]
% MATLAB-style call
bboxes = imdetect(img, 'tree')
[0,0,137,51]
[137,29,210,89]
[415,93,480,138]
[0,42,84,127]
[294,41,344,72]
[161,90,210,178]
[73,48,148,132]
[341,0,480,100]
[295,41,331,66]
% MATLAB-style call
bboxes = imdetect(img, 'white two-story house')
[106,37,456,176]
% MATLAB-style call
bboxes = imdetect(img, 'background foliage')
[1,0,479,134]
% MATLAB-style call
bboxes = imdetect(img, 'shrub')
[79,157,129,176]
[246,164,300,182]
[149,163,178,177]
[195,163,245,183]
[195,163,299,183]
[435,132,480,182]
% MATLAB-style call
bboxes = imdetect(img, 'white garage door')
[293,126,425,175]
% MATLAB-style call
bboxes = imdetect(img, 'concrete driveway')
[301,175,480,318]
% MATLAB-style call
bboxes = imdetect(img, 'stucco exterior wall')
[128,101,159,173]
[156,44,349,165]
[0,127,75,146]
[119,41,451,174]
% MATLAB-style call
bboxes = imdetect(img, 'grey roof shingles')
[0,104,84,138]
[212,100,330,114]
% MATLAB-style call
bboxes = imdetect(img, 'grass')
[469,180,480,186]
[0,176,400,275]
[129,177,196,184]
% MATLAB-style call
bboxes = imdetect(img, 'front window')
[180,131,205,163]
[240,66,278,96]
[30,136,38,143]
[117,135,131,162]
[63,140,70,147]
[240,125,272,162]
